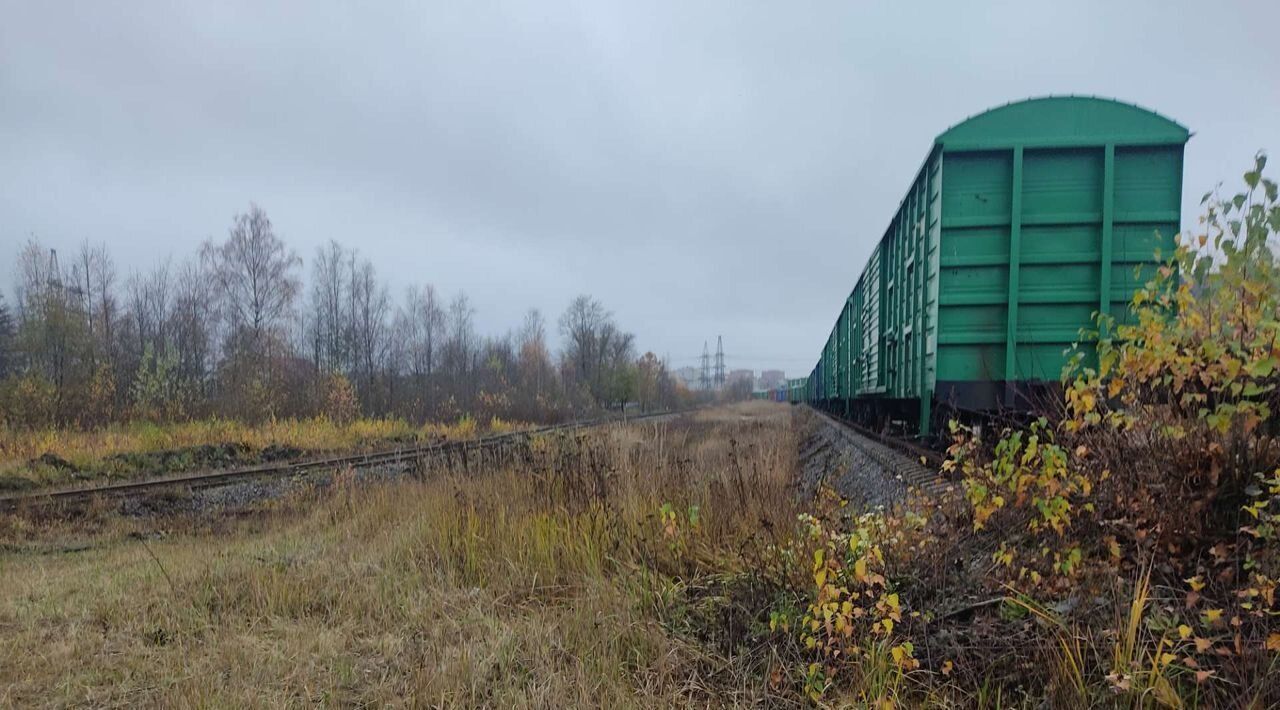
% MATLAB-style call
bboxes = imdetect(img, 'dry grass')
[0,402,800,707]
[692,399,787,425]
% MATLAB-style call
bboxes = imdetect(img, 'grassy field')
[4,397,1277,707]
[0,402,800,707]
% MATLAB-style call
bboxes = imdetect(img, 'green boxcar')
[837,295,854,402]
[787,377,807,404]
[829,96,1187,434]
[829,330,837,399]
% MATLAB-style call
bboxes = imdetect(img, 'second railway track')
[0,410,685,511]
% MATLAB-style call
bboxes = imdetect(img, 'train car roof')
[935,95,1190,151]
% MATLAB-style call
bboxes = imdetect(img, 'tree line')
[0,204,690,428]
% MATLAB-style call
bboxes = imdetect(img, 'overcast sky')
[2,1,1277,375]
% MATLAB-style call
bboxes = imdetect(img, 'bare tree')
[443,291,476,405]
[517,308,551,404]
[169,258,215,400]
[200,204,301,418]
[347,256,390,412]
[70,241,117,373]
[558,294,634,408]
[518,308,547,356]
[14,240,56,328]
[559,294,607,394]
[397,283,445,417]
[201,204,301,348]
[125,259,173,361]
[307,240,349,373]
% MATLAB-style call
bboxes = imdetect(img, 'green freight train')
[806,96,1188,435]
[749,379,807,403]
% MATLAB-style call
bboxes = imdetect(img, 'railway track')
[804,405,948,496]
[817,408,945,468]
[0,410,685,511]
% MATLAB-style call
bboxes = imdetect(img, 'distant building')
[673,366,702,390]
[727,369,754,387]
[759,369,785,390]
